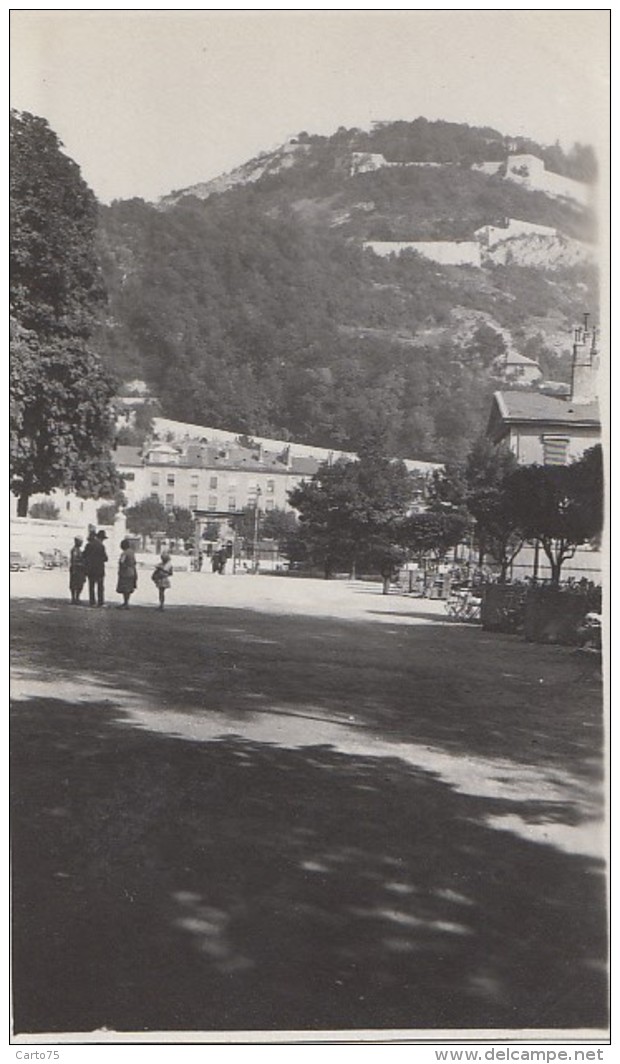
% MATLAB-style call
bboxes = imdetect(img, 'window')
[150,493,159,502]
[80,502,84,512]
[228,497,237,512]
[165,494,174,509]
[167,474,175,487]
[265,499,274,511]
[151,473,160,487]
[189,495,198,510]
[208,496,217,511]
[266,479,275,494]
[210,476,218,490]
[190,474,199,488]
[124,471,135,481]
[542,436,569,466]
[66,500,71,511]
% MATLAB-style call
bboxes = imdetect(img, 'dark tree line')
[285,442,603,587]
[93,110,597,467]
[96,187,593,466]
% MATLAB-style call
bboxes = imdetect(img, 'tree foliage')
[96,502,118,526]
[125,499,194,546]
[125,497,169,541]
[399,511,468,562]
[95,113,597,466]
[166,506,194,545]
[229,504,262,552]
[505,446,604,584]
[29,499,60,521]
[261,508,303,560]
[462,438,525,580]
[288,452,414,577]
[10,110,121,514]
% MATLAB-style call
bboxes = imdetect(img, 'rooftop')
[487,390,600,442]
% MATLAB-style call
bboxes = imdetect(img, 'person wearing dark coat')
[69,536,86,604]
[83,529,108,607]
[116,538,137,608]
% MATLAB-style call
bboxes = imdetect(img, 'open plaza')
[10,566,607,1036]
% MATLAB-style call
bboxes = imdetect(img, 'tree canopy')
[288,451,414,578]
[505,445,604,584]
[10,110,121,514]
[462,438,525,581]
[125,498,169,543]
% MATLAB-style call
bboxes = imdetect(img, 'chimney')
[569,314,599,404]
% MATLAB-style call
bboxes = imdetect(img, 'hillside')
[95,118,599,464]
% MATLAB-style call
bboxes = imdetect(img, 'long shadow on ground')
[11,598,607,1034]
[11,597,604,774]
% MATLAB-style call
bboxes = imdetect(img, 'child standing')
[152,551,173,610]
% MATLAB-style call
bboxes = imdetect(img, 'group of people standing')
[69,530,173,610]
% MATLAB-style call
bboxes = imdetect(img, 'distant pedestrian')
[151,551,173,610]
[116,538,137,609]
[83,529,108,607]
[69,536,86,604]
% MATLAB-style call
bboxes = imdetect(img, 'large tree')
[288,451,413,578]
[125,498,169,547]
[505,445,604,585]
[463,438,525,582]
[261,508,304,561]
[10,109,121,515]
[399,511,469,563]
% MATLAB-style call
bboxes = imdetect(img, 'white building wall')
[9,488,100,526]
[152,418,356,464]
[508,424,600,465]
[472,161,503,176]
[504,154,590,207]
[475,219,558,246]
[365,240,482,266]
[118,461,311,514]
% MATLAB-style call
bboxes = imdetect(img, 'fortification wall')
[365,240,482,266]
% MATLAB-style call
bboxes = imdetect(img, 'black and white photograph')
[9,7,610,1048]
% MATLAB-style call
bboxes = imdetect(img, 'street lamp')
[252,487,262,573]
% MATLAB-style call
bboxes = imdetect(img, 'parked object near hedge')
[523,585,602,645]
[482,580,602,644]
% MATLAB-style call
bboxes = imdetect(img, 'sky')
[10,8,610,205]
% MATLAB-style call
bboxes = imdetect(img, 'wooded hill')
[95,118,599,463]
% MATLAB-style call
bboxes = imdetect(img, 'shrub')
[28,500,60,520]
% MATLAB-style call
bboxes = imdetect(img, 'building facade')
[115,438,323,519]
[486,390,600,465]
[485,320,602,582]
[487,321,601,465]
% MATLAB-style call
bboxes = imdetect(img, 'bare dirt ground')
[10,568,608,1037]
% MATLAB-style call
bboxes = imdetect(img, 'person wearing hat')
[83,529,108,607]
[69,536,86,604]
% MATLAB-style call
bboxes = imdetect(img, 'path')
[10,571,607,1036]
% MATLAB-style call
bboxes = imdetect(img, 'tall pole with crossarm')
[252,487,262,573]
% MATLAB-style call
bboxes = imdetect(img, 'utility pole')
[252,487,262,573]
